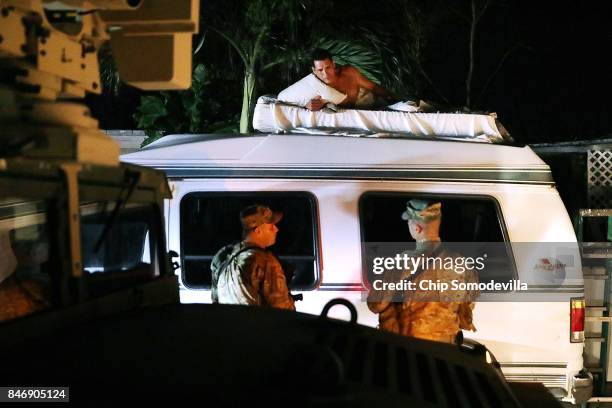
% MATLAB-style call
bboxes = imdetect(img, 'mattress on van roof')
[252,96,510,143]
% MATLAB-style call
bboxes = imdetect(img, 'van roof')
[123,133,545,167]
[122,133,553,185]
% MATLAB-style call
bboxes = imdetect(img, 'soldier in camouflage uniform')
[210,205,295,310]
[368,199,478,344]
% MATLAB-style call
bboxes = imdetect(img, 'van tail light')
[570,297,585,343]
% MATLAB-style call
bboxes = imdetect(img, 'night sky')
[89,0,612,144]
[478,1,612,142]
[390,0,612,142]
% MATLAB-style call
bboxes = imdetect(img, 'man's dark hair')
[311,48,333,66]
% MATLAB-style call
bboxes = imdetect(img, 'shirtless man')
[306,48,394,111]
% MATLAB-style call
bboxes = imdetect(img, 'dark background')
[87,0,612,144]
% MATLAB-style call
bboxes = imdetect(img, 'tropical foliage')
[133,64,238,146]
[207,0,305,133]
[98,0,529,142]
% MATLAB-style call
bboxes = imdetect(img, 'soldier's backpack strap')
[218,245,265,275]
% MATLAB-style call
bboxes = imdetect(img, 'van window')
[359,193,515,285]
[180,192,319,290]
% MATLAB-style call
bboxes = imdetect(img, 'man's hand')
[305,96,326,111]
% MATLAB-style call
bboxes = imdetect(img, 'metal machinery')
[0,0,198,320]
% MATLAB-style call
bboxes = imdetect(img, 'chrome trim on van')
[503,374,567,389]
[319,283,364,291]
[160,166,554,185]
[500,362,567,368]
[524,290,585,294]
[318,283,584,293]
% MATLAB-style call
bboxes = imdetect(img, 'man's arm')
[305,74,348,111]
[258,255,295,310]
[367,272,401,313]
[367,300,391,316]
[305,96,326,111]
[353,67,395,101]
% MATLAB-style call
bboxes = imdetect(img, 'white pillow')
[277,74,347,107]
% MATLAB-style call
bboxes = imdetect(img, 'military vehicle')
[0,0,198,325]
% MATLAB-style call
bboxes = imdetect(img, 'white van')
[123,133,591,403]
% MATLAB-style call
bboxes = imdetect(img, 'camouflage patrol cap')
[240,204,283,231]
[401,199,441,221]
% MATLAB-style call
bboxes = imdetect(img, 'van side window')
[180,193,320,290]
[359,193,516,285]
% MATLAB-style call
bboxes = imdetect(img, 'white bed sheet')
[252,97,506,143]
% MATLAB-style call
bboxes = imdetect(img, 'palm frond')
[314,38,383,84]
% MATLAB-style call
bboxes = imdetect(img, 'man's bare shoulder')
[339,65,361,77]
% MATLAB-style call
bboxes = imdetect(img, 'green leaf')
[208,118,240,133]
[140,130,164,147]
[314,38,383,83]
[192,63,208,85]
[133,95,168,129]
